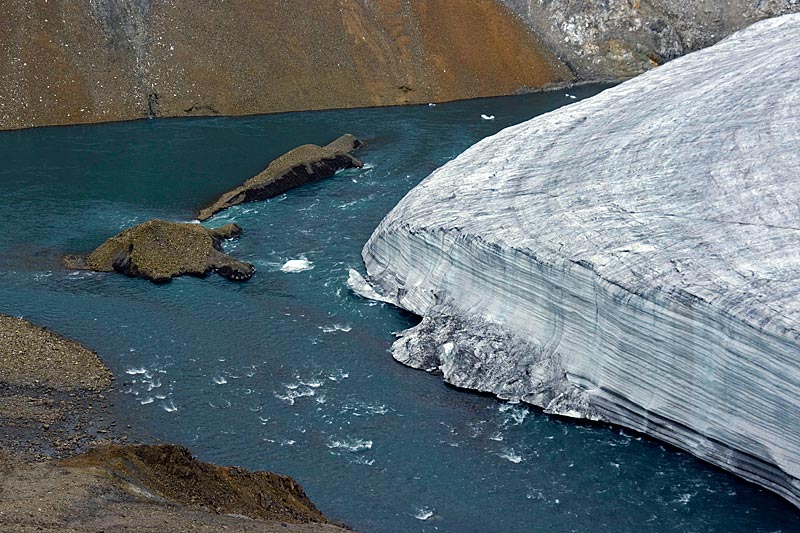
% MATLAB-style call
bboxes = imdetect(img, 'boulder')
[197,134,363,221]
[63,220,254,283]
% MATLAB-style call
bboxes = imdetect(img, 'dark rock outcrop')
[63,220,254,282]
[198,134,363,221]
[499,0,799,79]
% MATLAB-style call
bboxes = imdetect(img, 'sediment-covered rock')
[353,15,800,506]
[0,314,111,391]
[63,219,254,282]
[500,0,799,79]
[0,0,568,130]
[198,134,363,221]
[62,444,336,526]
[0,316,349,532]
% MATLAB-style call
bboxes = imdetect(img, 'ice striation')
[352,15,800,506]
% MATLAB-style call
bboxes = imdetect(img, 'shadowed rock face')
[198,134,363,221]
[499,0,799,79]
[0,0,568,130]
[62,220,254,282]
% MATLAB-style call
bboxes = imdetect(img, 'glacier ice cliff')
[352,15,800,506]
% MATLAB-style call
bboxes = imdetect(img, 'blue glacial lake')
[1,85,798,532]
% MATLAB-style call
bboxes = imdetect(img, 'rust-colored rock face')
[0,0,569,130]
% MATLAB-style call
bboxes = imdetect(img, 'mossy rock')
[197,134,363,221]
[63,220,254,283]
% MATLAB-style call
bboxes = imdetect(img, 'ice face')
[357,15,800,507]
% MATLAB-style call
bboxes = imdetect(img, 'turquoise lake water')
[1,86,798,532]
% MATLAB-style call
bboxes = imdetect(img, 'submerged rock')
[354,16,800,506]
[198,134,363,221]
[63,220,254,283]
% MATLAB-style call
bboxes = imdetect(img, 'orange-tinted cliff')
[0,0,570,130]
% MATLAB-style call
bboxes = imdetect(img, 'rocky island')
[198,134,363,221]
[63,219,255,282]
[352,15,800,507]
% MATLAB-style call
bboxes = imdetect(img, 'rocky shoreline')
[0,314,351,532]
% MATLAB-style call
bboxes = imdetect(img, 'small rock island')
[197,134,363,221]
[63,220,255,283]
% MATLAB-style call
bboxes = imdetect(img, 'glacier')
[351,15,800,506]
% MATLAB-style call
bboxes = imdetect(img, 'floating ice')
[212,376,227,385]
[499,403,528,426]
[414,507,434,520]
[480,114,495,120]
[498,449,523,463]
[280,258,314,273]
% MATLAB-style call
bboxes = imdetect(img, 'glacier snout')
[356,15,800,507]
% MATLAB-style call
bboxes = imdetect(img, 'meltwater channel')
[1,86,798,532]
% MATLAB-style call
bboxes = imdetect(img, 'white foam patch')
[327,369,349,382]
[320,323,352,333]
[327,436,373,452]
[281,258,314,273]
[340,400,390,417]
[498,448,523,463]
[213,376,227,385]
